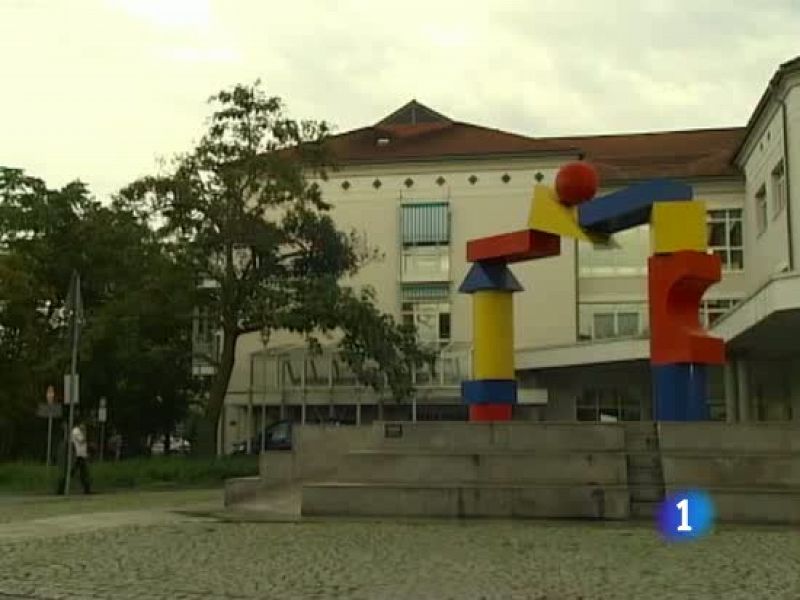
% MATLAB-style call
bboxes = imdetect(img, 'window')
[755,185,767,236]
[401,301,451,345]
[578,303,647,341]
[401,246,449,282]
[578,225,649,277]
[577,388,642,422]
[772,161,786,218]
[707,209,743,271]
[701,298,738,328]
[401,202,449,246]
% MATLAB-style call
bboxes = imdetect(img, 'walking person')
[56,418,92,494]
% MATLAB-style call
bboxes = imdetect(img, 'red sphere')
[555,161,599,206]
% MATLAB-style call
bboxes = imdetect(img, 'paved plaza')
[0,489,798,599]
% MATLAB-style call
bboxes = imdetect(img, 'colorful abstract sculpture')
[459,161,724,421]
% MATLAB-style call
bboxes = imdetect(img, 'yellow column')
[473,290,514,380]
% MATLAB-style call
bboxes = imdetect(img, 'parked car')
[150,435,192,456]
[231,420,292,455]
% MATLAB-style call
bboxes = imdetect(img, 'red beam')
[467,229,560,264]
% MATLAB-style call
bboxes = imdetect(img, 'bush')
[0,455,258,494]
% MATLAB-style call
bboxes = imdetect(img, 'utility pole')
[64,271,83,496]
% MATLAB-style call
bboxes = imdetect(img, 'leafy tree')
[0,167,196,458]
[118,82,431,452]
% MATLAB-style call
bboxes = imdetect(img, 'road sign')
[46,385,55,405]
[37,403,63,419]
[63,374,79,405]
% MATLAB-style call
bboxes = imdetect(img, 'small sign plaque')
[37,403,63,419]
[384,423,403,439]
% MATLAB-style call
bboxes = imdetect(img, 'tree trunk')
[199,325,238,456]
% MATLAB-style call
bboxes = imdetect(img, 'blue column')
[652,363,708,421]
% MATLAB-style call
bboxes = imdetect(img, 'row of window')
[755,160,786,236]
[399,204,748,280]
[577,299,739,341]
[579,208,744,276]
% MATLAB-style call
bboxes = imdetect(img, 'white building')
[211,56,800,450]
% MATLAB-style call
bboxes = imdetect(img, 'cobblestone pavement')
[0,492,799,599]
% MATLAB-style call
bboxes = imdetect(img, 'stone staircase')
[301,422,631,519]
[623,422,665,520]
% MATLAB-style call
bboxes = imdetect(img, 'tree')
[0,167,196,458]
[118,82,431,452]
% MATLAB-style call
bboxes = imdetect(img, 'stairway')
[302,422,632,519]
[623,422,665,519]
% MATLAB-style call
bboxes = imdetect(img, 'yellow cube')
[650,200,708,254]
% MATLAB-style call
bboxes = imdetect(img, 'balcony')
[241,342,471,407]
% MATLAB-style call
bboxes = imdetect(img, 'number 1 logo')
[657,490,714,541]
[676,498,692,532]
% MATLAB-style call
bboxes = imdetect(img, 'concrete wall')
[658,422,800,523]
[658,422,800,453]
[370,421,625,452]
[259,424,372,483]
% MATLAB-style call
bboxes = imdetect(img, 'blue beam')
[578,179,694,235]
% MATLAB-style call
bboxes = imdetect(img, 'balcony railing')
[251,343,471,394]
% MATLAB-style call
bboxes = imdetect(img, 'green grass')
[0,455,258,495]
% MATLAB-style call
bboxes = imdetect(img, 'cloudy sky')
[1,0,798,201]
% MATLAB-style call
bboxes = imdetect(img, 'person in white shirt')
[57,420,92,494]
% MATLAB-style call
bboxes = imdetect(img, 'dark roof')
[545,128,745,181]
[327,100,744,181]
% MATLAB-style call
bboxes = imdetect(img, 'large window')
[707,209,743,271]
[578,225,649,277]
[401,246,449,282]
[755,185,767,236]
[577,388,642,422]
[701,298,739,328]
[402,301,451,345]
[578,302,647,341]
[772,161,786,218]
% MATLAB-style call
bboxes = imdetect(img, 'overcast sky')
[1,0,798,202]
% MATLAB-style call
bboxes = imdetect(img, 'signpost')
[43,385,57,467]
[63,271,83,496]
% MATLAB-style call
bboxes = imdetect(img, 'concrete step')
[658,423,800,454]
[630,501,661,520]
[629,486,664,502]
[338,450,628,485]
[302,482,630,519]
[371,421,625,453]
[664,486,800,524]
[625,438,660,452]
[627,453,662,469]
[627,466,664,486]
[661,455,800,487]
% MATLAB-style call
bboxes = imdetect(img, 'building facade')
[209,57,800,451]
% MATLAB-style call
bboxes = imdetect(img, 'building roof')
[327,99,745,181]
[546,127,745,182]
[734,55,800,164]
[326,100,572,163]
